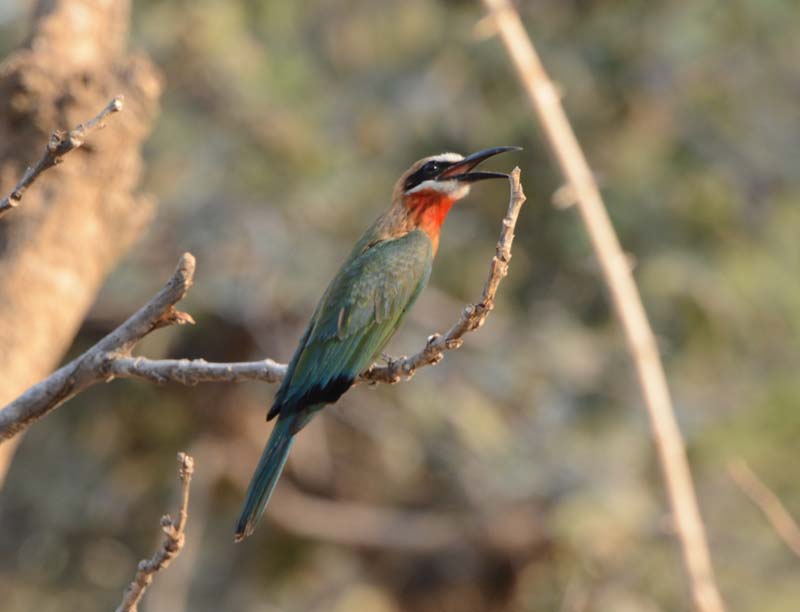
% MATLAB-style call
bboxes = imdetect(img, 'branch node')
[445,338,463,350]
[154,307,195,330]
[47,132,64,153]
[111,95,125,113]
[426,333,441,347]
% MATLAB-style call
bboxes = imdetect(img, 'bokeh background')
[1,1,799,611]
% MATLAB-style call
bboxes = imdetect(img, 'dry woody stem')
[116,452,195,612]
[0,170,526,441]
[479,1,726,611]
[728,459,800,558]
[0,96,124,218]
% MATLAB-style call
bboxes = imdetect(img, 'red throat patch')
[404,191,456,254]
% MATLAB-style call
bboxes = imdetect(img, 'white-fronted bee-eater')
[235,146,520,541]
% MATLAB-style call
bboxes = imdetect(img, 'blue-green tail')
[234,417,295,541]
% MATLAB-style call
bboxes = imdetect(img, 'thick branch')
[0,254,196,440]
[480,2,725,612]
[0,96,124,218]
[116,452,194,612]
[0,172,526,442]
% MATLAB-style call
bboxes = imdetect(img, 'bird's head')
[393,146,520,248]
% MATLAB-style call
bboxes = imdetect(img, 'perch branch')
[480,1,725,611]
[0,96,124,218]
[116,452,194,612]
[0,170,525,441]
[728,459,800,558]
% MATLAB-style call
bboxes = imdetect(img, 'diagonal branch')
[115,452,195,612]
[479,1,725,611]
[0,96,125,218]
[0,254,196,440]
[728,459,800,558]
[0,170,526,441]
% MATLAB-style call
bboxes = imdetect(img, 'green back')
[270,229,433,426]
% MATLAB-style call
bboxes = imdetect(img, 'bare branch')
[480,1,725,611]
[728,459,800,558]
[0,254,195,440]
[108,357,286,385]
[0,96,124,218]
[116,452,195,612]
[1,172,525,441]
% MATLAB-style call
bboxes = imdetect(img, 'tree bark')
[0,0,162,480]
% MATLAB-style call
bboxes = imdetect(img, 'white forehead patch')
[428,152,464,163]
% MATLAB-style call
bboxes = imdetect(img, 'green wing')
[269,229,433,424]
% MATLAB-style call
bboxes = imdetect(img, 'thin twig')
[116,452,194,612]
[0,171,526,441]
[0,96,124,218]
[479,2,725,611]
[728,459,800,558]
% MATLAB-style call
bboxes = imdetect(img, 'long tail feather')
[234,417,295,541]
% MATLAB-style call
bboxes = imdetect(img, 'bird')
[234,146,520,541]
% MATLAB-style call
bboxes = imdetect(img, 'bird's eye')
[404,160,447,192]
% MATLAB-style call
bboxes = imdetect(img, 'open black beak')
[437,146,522,183]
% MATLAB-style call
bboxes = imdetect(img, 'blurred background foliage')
[1,0,799,610]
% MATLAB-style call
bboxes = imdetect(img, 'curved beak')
[437,146,522,183]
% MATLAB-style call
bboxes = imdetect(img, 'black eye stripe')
[403,160,450,191]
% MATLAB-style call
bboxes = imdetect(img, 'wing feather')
[269,229,433,422]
